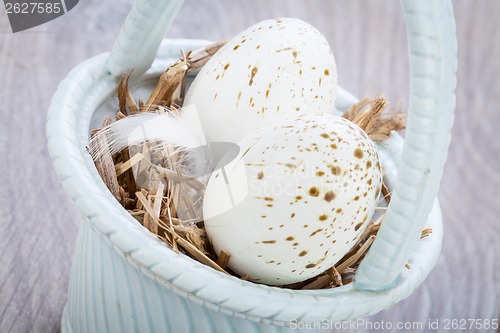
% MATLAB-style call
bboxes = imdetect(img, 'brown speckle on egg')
[257,171,264,180]
[249,66,258,86]
[330,165,342,175]
[299,250,308,257]
[318,214,328,221]
[262,240,276,244]
[286,236,294,241]
[309,229,323,237]
[324,191,336,202]
[354,148,364,159]
[309,186,319,197]
[305,263,316,269]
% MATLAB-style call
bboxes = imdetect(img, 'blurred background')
[0,0,499,332]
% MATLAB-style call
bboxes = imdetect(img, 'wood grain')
[1,0,499,332]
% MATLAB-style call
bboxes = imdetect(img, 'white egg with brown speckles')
[184,18,337,143]
[203,114,382,285]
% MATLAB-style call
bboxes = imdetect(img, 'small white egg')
[203,114,382,285]
[184,18,337,143]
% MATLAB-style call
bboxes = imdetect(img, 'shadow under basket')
[46,0,457,332]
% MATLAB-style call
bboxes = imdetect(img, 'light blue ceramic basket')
[46,0,457,332]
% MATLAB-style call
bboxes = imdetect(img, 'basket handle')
[354,0,457,291]
[106,0,184,78]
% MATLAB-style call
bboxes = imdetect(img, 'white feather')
[88,106,217,226]
[88,109,205,161]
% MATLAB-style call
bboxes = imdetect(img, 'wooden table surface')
[1,1,499,332]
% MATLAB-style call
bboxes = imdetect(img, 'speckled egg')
[203,114,382,285]
[183,18,337,143]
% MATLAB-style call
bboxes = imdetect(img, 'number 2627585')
[5,2,62,14]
